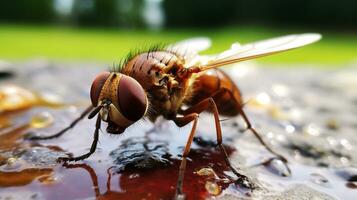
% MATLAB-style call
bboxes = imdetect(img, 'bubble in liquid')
[30,112,54,128]
[2,157,22,171]
[129,173,140,179]
[205,181,221,196]
[6,157,17,165]
[195,167,216,178]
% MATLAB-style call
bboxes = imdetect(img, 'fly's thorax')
[122,51,184,90]
[90,72,148,132]
[119,50,193,120]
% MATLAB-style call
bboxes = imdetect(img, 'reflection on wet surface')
[0,117,244,200]
[1,61,357,199]
[61,147,239,200]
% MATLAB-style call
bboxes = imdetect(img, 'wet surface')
[1,60,357,199]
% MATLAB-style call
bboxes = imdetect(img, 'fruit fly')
[26,33,321,198]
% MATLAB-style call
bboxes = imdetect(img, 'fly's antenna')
[88,105,103,119]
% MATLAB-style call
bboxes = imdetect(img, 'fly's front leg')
[173,113,199,200]
[25,105,94,140]
[57,114,101,162]
[181,98,253,188]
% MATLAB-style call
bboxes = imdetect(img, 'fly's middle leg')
[173,97,255,199]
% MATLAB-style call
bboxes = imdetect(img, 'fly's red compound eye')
[118,75,147,121]
[90,72,110,106]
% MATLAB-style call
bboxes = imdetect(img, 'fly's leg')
[57,114,101,162]
[173,113,199,199]
[220,88,290,174]
[63,163,100,197]
[180,98,253,188]
[25,105,93,140]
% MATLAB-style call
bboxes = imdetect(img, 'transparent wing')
[198,33,321,71]
[167,37,211,54]
[166,37,211,64]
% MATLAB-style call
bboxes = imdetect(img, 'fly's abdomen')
[189,68,243,116]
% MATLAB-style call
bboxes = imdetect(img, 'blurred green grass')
[0,24,356,67]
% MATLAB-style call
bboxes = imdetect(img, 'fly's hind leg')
[220,88,291,174]
[180,98,253,188]
[25,105,93,140]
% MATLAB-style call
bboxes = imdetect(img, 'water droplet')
[310,173,330,187]
[30,112,54,128]
[288,108,303,122]
[0,85,37,112]
[272,84,289,97]
[340,157,350,165]
[129,173,140,179]
[276,134,286,142]
[6,157,17,165]
[340,139,352,150]
[267,132,274,139]
[285,124,296,133]
[256,93,271,106]
[195,167,216,178]
[327,137,337,146]
[2,157,22,171]
[304,124,321,136]
[264,158,291,177]
[205,181,221,196]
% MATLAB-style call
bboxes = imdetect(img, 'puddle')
[0,118,249,200]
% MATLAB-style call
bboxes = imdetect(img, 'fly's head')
[89,72,148,134]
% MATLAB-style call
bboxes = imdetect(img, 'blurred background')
[0,0,356,66]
